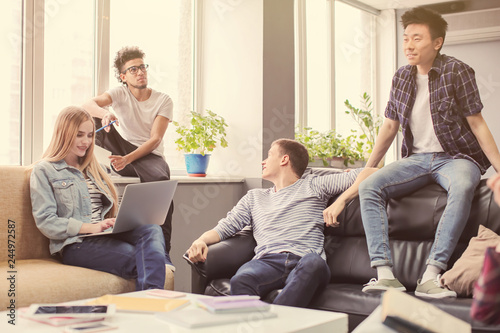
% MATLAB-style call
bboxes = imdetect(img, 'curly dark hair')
[113,46,145,84]
[401,7,448,52]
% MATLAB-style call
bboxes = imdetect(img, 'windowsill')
[171,168,245,183]
[110,175,141,184]
[171,174,245,183]
[110,174,244,184]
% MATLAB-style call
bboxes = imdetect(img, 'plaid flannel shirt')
[471,246,500,325]
[385,53,490,174]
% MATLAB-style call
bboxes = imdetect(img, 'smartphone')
[146,289,186,298]
[26,304,115,318]
[182,252,194,264]
[64,322,117,333]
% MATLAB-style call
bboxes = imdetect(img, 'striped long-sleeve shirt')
[214,169,361,260]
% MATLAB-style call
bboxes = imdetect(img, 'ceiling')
[354,0,460,10]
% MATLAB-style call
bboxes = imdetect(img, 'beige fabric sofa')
[0,166,174,309]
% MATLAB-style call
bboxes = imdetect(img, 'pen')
[96,120,116,133]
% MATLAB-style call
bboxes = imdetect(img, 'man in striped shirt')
[187,138,377,307]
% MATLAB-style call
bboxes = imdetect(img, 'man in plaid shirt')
[359,6,500,299]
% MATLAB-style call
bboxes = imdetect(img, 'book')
[86,294,190,313]
[196,296,271,314]
[155,308,277,328]
[19,308,105,327]
[380,289,471,333]
[94,146,112,167]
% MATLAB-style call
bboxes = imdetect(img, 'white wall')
[442,40,500,178]
[262,0,296,158]
[199,0,264,178]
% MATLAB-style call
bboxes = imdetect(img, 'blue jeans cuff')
[426,259,447,271]
[371,259,393,268]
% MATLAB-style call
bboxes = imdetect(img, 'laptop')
[80,180,178,237]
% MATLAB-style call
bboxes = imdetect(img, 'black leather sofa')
[186,168,500,332]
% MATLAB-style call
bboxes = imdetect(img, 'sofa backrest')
[0,166,52,261]
[325,179,500,291]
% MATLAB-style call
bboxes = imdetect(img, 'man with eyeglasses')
[83,46,175,272]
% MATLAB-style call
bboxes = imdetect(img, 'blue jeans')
[359,153,481,271]
[94,118,173,253]
[62,224,167,290]
[230,252,331,307]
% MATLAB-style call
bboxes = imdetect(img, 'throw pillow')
[440,225,500,297]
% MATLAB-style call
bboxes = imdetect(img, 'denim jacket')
[30,160,113,255]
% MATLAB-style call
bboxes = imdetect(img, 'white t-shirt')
[409,74,444,154]
[107,86,173,157]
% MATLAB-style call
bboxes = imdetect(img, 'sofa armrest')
[185,228,256,294]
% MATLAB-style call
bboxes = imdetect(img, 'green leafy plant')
[173,110,228,155]
[295,127,365,167]
[344,92,383,155]
[295,93,382,167]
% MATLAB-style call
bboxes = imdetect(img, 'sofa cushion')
[441,225,500,297]
[0,259,136,308]
[0,166,51,261]
[311,284,482,325]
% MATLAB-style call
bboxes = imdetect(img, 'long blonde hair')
[39,106,118,217]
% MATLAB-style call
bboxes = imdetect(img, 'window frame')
[295,0,379,132]
[20,0,195,167]
[22,0,45,165]
[294,0,398,164]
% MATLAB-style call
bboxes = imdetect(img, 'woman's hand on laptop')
[79,218,116,234]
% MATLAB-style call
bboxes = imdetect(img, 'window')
[295,0,377,138]
[108,0,193,171]
[0,2,23,165]
[334,1,376,139]
[302,0,330,133]
[43,0,95,153]
[8,0,193,167]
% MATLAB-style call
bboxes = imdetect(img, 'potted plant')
[295,127,365,168]
[173,110,228,177]
[344,92,383,156]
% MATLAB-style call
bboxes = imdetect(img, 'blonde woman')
[30,106,167,290]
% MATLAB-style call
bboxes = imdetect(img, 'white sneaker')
[362,278,407,293]
[415,274,457,299]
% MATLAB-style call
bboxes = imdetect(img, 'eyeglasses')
[121,64,149,75]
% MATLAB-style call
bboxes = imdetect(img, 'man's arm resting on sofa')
[187,230,221,263]
[323,167,378,227]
